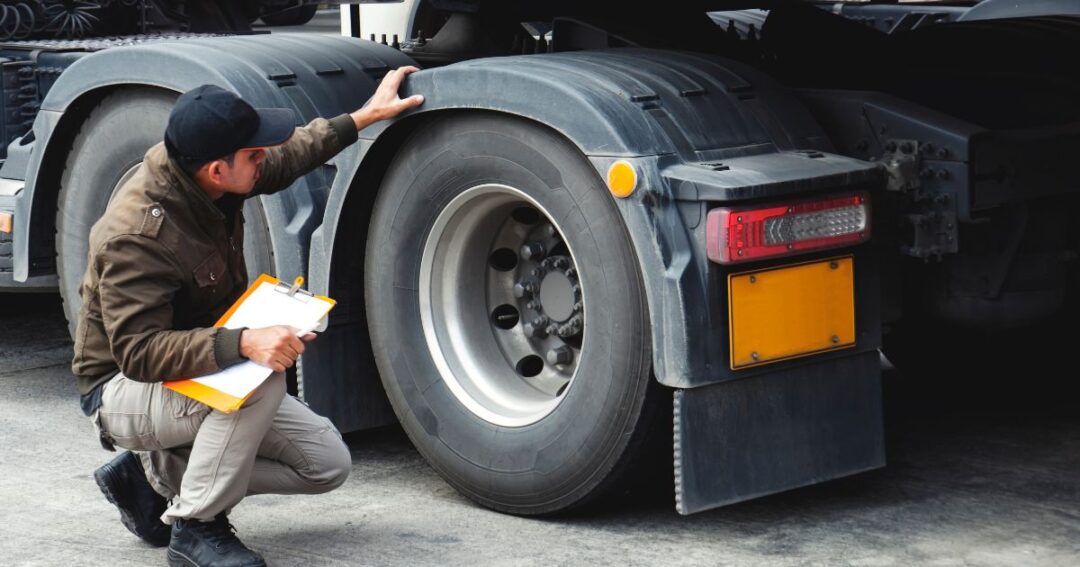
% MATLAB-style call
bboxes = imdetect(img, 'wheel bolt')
[566,267,576,278]
[513,278,539,298]
[526,300,540,310]
[547,346,574,366]
[554,257,570,270]
[546,324,560,336]
[523,322,546,338]
[531,267,546,277]
[520,242,546,261]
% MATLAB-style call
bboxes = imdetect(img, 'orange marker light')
[0,212,12,234]
[606,160,637,198]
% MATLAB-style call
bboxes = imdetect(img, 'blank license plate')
[728,256,856,369]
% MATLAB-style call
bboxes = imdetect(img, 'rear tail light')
[706,192,870,264]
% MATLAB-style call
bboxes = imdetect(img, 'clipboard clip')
[275,276,314,302]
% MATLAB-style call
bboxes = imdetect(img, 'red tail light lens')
[706,192,870,264]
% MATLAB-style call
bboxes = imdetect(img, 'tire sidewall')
[366,113,652,513]
[57,90,175,332]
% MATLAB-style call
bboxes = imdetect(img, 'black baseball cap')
[164,84,296,165]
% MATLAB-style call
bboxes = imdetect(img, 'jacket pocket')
[193,252,228,289]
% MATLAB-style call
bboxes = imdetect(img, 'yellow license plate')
[728,256,856,369]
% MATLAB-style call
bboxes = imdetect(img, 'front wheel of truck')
[364,113,663,515]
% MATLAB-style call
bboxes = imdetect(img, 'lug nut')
[554,257,570,270]
[546,324,560,336]
[547,346,574,366]
[526,300,540,310]
[567,315,583,332]
[531,267,546,277]
[520,242,546,261]
[523,322,546,338]
[513,278,539,298]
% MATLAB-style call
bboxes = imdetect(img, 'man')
[72,68,424,566]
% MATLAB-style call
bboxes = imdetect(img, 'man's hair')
[174,152,236,179]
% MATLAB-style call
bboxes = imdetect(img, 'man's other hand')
[352,66,425,128]
[239,326,317,373]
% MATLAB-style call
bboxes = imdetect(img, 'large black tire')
[365,113,662,515]
[56,89,274,337]
[259,3,318,26]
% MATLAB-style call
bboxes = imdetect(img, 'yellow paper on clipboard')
[164,274,336,413]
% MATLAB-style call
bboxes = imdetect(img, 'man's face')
[216,148,268,195]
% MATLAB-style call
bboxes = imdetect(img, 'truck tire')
[55,88,274,337]
[365,113,661,515]
[259,4,318,26]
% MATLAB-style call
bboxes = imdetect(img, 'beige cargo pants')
[95,371,351,524]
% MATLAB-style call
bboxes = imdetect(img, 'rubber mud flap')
[674,350,884,515]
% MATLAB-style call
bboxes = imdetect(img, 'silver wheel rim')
[419,184,586,427]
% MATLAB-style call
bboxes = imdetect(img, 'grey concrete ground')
[1,293,1079,566]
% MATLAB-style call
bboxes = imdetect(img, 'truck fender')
[12,34,414,294]
[312,48,877,405]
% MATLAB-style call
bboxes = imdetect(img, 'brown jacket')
[72,114,357,395]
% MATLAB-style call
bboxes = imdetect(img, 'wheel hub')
[419,184,587,427]
[516,251,584,336]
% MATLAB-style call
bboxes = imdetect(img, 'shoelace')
[192,516,242,550]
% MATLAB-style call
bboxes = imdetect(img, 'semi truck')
[0,0,1076,516]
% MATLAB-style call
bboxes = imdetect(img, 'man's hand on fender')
[239,326,317,373]
[351,65,425,129]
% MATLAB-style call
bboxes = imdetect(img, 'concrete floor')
[1,292,1078,566]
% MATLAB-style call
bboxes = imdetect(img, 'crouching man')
[72,69,423,566]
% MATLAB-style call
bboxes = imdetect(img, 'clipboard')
[164,274,336,413]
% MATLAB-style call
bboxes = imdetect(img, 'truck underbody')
[0,0,1075,515]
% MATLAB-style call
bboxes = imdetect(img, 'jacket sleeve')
[250,114,358,197]
[97,234,234,383]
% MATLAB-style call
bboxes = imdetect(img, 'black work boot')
[167,514,267,567]
[93,450,171,547]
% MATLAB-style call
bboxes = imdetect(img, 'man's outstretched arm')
[252,66,425,196]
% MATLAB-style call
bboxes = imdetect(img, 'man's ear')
[205,159,226,184]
